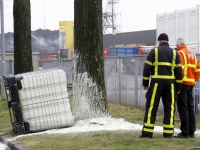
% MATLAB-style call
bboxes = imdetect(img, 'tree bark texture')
[13,0,33,74]
[73,0,109,121]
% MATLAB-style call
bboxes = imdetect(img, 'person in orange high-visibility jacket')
[139,33,182,138]
[195,63,200,82]
[174,38,200,138]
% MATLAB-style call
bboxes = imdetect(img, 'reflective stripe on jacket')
[143,42,182,91]
[195,62,200,82]
[177,44,200,86]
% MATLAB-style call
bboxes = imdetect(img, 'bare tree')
[73,0,109,121]
[13,0,33,74]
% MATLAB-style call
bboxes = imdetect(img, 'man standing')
[174,38,200,138]
[140,33,182,138]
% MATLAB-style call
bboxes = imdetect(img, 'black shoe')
[189,134,195,138]
[173,133,188,138]
[139,134,152,138]
[163,133,172,138]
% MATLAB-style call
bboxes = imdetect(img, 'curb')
[0,132,30,150]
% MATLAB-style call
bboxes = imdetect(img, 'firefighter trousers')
[177,84,196,136]
[141,82,176,138]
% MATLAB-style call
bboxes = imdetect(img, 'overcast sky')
[3,0,200,33]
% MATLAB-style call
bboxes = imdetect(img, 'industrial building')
[103,29,156,48]
[59,21,74,60]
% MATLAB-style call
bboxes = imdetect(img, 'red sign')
[137,46,154,55]
[38,55,58,67]
[103,48,109,57]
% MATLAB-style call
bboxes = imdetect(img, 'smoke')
[0,29,59,56]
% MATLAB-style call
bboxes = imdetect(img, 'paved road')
[0,142,10,150]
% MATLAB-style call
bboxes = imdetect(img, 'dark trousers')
[142,82,176,137]
[177,84,196,136]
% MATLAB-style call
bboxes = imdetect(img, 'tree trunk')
[13,0,33,74]
[73,0,109,121]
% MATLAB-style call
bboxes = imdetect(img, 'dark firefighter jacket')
[143,42,182,92]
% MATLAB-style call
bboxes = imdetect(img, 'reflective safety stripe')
[147,83,158,124]
[163,124,174,128]
[176,64,182,67]
[163,130,174,134]
[162,84,175,134]
[181,51,188,80]
[170,84,175,126]
[182,78,195,82]
[180,51,196,83]
[195,54,198,67]
[145,60,153,66]
[143,128,154,133]
[171,50,176,76]
[195,69,200,72]
[143,76,149,80]
[151,75,175,79]
[153,62,176,66]
[155,48,158,75]
[153,48,177,79]
[148,62,181,67]
[145,123,154,127]
[185,64,196,68]
[175,79,182,83]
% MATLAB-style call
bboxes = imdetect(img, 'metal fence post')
[72,59,74,83]
[119,57,122,103]
[11,59,14,74]
[59,58,62,67]
[1,0,6,100]
[135,56,139,107]
[104,58,107,95]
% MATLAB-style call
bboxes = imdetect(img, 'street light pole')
[0,0,7,100]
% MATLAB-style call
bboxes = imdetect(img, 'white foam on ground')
[0,142,10,150]
[14,116,199,139]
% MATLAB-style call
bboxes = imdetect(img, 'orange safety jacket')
[177,44,200,86]
[196,63,200,82]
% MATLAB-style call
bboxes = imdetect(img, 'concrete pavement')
[0,132,30,150]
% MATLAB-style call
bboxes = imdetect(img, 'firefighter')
[139,33,182,138]
[174,38,200,138]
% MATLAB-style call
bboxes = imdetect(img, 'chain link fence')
[2,55,200,116]
[43,59,74,84]
[0,59,39,75]
[104,56,165,111]
[104,55,200,116]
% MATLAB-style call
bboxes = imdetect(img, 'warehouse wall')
[103,29,156,48]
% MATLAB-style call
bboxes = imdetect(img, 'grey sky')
[3,0,200,33]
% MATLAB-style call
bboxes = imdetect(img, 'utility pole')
[43,0,45,55]
[112,0,114,35]
[111,0,115,55]
[0,0,6,100]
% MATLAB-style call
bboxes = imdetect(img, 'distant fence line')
[41,55,200,116]
[0,59,39,76]
[1,55,200,116]
[42,59,74,84]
